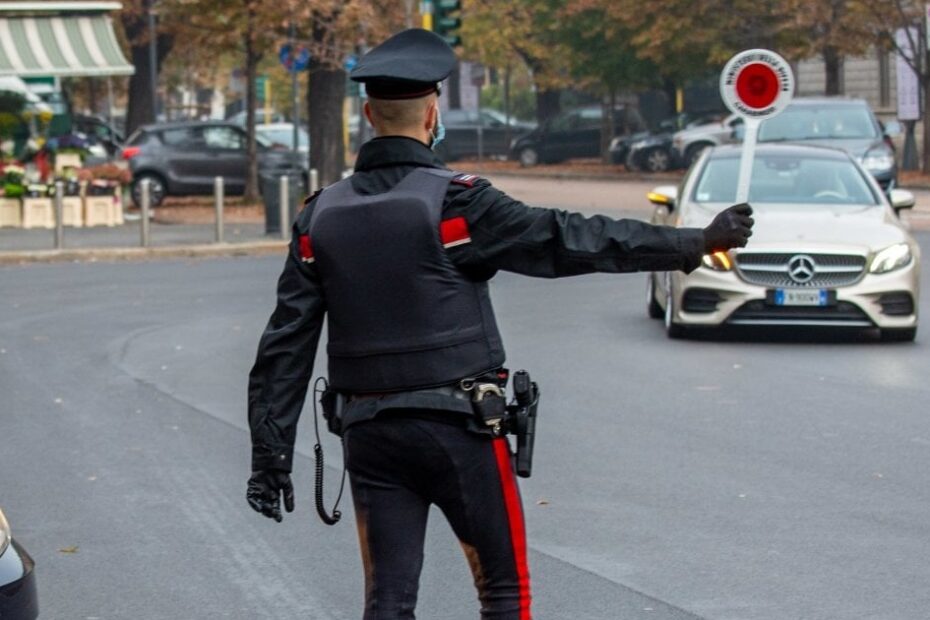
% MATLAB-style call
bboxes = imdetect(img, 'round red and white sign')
[720,49,794,120]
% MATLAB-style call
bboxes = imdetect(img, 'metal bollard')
[140,178,151,247]
[53,180,64,249]
[279,175,289,240]
[214,176,224,244]
[310,168,319,193]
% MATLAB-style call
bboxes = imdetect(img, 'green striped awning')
[0,13,134,77]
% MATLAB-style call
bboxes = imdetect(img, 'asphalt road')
[2,233,930,619]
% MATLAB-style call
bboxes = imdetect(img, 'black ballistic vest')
[308,168,505,392]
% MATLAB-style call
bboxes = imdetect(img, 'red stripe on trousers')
[492,437,532,620]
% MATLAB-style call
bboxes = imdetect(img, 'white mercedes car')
[647,143,920,341]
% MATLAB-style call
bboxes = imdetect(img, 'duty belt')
[347,384,472,402]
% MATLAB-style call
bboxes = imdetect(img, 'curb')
[0,240,288,265]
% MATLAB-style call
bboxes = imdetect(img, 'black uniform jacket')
[248,136,705,472]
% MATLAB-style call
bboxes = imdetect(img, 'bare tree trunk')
[824,46,843,95]
[243,2,259,204]
[122,10,173,135]
[535,88,560,125]
[601,89,616,164]
[503,65,511,151]
[923,70,930,175]
[308,65,347,186]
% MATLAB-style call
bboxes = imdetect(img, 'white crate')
[0,198,21,227]
[22,197,54,229]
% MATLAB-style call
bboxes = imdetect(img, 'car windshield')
[693,153,879,205]
[759,105,879,141]
[257,127,309,148]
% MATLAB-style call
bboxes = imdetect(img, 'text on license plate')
[774,289,829,306]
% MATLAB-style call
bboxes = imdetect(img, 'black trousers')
[344,411,532,620]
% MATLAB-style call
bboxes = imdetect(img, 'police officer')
[247,28,752,620]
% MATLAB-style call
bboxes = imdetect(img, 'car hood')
[674,122,727,140]
[682,202,910,253]
[758,137,883,158]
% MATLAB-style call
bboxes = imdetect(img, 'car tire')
[131,173,167,207]
[519,147,539,167]
[880,327,917,342]
[684,142,712,168]
[646,274,663,319]
[644,148,671,172]
[664,274,686,339]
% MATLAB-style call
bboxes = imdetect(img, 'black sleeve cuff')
[678,228,706,273]
[252,447,293,473]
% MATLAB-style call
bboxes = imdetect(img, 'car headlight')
[609,137,622,150]
[861,148,895,173]
[0,508,10,556]
[870,243,912,274]
[701,251,733,271]
[510,138,520,150]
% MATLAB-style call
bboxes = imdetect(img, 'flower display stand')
[62,196,84,227]
[0,198,21,227]
[84,195,117,227]
[21,197,54,229]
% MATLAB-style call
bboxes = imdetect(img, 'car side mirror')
[889,188,915,213]
[647,185,678,211]
[882,120,902,138]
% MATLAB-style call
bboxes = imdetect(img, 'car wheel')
[646,274,663,319]
[645,148,671,172]
[685,143,711,168]
[131,173,166,207]
[664,274,686,339]
[519,147,539,167]
[880,327,917,342]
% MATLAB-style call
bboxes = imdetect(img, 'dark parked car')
[510,105,645,167]
[756,97,901,191]
[436,108,535,162]
[0,507,38,619]
[72,114,123,159]
[123,121,304,206]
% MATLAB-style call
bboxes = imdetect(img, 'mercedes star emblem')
[788,255,816,284]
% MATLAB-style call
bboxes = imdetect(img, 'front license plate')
[772,289,830,306]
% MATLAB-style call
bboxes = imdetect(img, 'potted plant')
[0,162,24,227]
[78,164,131,227]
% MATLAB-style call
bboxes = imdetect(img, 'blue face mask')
[430,107,445,151]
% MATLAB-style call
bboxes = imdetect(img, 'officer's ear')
[363,101,374,128]
[425,98,439,132]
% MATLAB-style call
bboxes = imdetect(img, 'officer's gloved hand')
[703,203,754,253]
[247,470,295,522]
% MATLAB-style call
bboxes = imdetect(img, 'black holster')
[508,370,539,478]
[320,389,347,437]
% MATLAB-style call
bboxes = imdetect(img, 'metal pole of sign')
[477,97,484,162]
[140,178,151,247]
[310,168,319,193]
[214,176,224,243]
[279,175,289,240]
[53,180,64,249]
[735,119,759,204]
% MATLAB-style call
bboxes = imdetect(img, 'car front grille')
[728,300,873,326]
[735,252,867,288]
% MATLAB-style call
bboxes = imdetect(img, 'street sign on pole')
[719,49,794,204]
[896,28,921,122]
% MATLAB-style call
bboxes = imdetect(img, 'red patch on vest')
[450,173,479,187]
[298,234,315,263]
[440,217,471,248]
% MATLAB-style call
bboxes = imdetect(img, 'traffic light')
[434,0,462,47]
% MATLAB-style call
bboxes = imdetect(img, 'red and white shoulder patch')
[450,173,480,187]
[440,216,471,249]
[298,234,315,264]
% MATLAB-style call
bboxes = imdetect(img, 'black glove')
[703,203,754,253]
[247,470,295,522]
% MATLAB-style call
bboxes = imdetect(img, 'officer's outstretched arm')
[443,178,708,278]
[247,225,326,474]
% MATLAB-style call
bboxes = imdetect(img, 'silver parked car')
[671,113,742,168]
[646,143,920,341]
